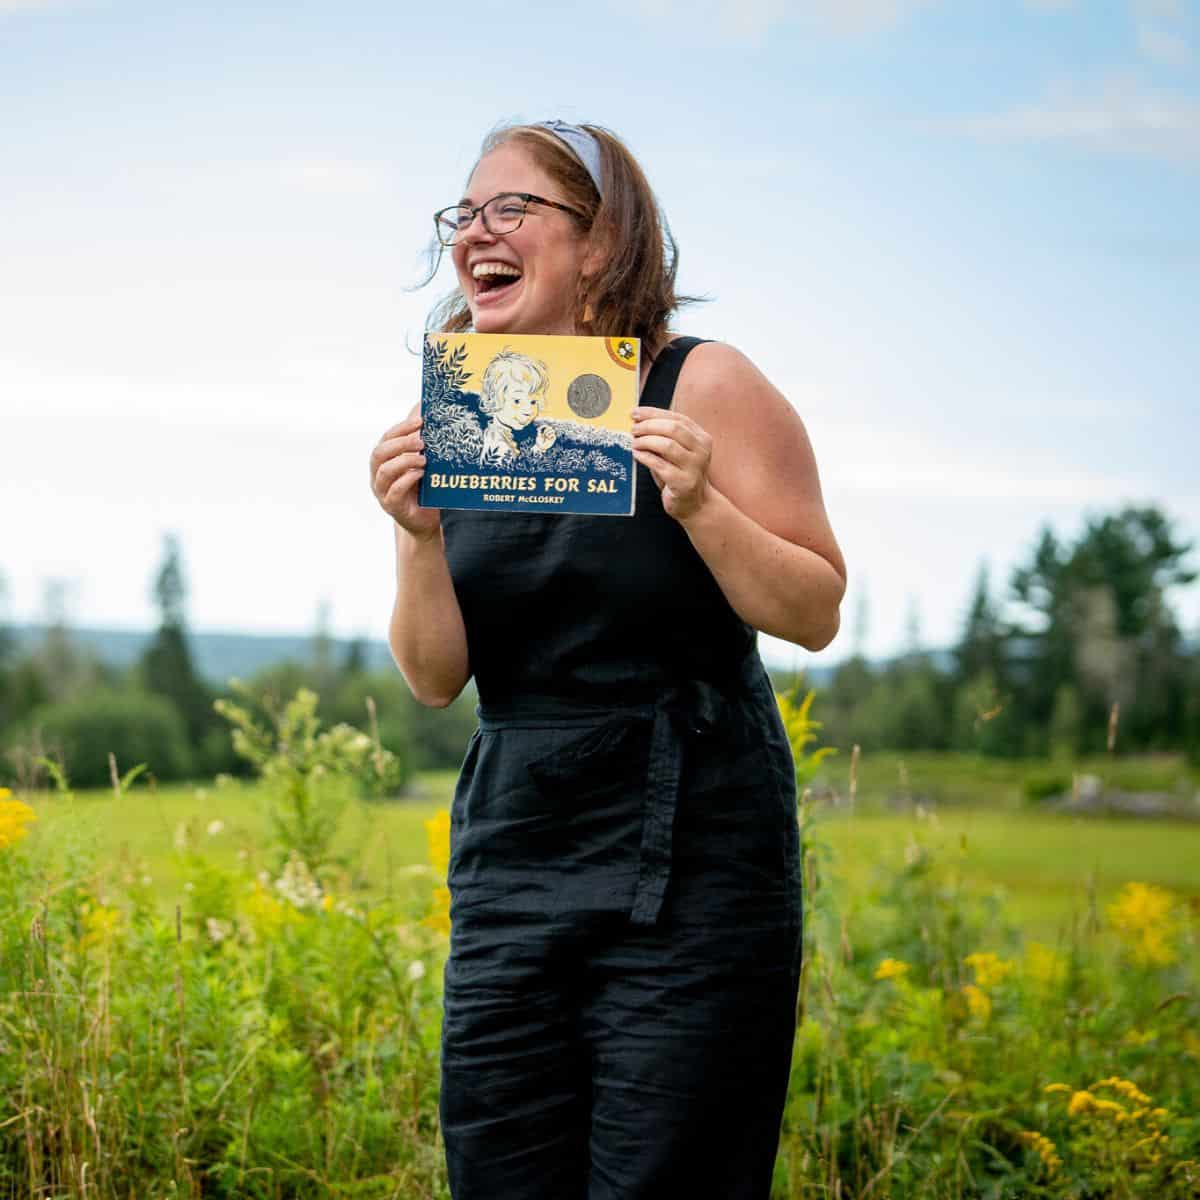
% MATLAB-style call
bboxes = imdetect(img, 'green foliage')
[139,534,221,768]
[3,757,1198,1197]
[24,686,193,786]
[215,684,405,874]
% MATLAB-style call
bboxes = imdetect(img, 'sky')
[2,0,1197,672]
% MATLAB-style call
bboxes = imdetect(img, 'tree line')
[810,505,1198,761]
[0,535,477,788]
[1,504,1196,787]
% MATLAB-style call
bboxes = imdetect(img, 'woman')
[369,120,845,1200]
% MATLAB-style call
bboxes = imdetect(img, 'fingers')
[374,451,427,498]
[631,434,694,468]
[370,425,425,479]
[382,466,425,508]
[380,413,423,441]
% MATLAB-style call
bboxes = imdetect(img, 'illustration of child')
[478,349,557,468]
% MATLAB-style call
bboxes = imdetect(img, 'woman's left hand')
[630,408,714,522]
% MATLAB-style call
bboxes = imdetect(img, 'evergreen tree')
[139,534,214,757]
[1009,506,1194,753]
[954,563,1007,685]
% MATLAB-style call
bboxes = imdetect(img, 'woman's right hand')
[369,412,441,541]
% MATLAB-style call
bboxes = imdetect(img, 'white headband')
[535,119,606,201]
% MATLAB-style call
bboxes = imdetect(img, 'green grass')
[817,807,1200,939]
[24,758,1200,943]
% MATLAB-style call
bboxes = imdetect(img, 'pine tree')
[139,534,213,756]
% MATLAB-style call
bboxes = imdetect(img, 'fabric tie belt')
[476,659,762,927]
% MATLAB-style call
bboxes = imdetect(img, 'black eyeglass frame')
[433,192,588,247]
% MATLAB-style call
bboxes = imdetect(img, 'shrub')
[23,687,192,785]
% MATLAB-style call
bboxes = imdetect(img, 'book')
[417,332,640,517]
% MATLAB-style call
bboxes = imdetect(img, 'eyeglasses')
[433,192,586,247]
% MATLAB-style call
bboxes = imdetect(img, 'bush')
[23,687,193,785]
[1023,769,1071,804]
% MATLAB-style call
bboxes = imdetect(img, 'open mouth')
[472,262,522,302]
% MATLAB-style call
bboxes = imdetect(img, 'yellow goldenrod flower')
[775,691,836,766]
[425,810,451,879]
[422,885,451,937]
[873,957,910,982]
[1107,882,1179,967]
[79,903,122,951]
[1043,1083,1072,1095]
[1019,1130,1063,1176]
[1092,1076,1152,1107]
[1068,1090,1096,1117]
[962,983,991,1022]
[963,951,1013,989]
[1024,942,1066,988]
[242,881,293,936]
[0,789,38,850]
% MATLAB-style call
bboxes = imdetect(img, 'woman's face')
[452,142,592,337]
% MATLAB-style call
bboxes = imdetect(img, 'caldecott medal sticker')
[417,332,640,517]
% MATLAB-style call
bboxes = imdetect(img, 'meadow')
[1,698,1198,1198]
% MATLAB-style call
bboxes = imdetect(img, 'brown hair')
[422,122,696,359]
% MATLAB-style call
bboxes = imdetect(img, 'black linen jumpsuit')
[439,337,803,1200]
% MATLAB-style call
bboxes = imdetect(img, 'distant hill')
[11,624,396,686]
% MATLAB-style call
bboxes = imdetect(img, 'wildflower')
[206,819,225,836]
[964,951,1013,989]
[1024,942,1066,988]
[424,885,451,937]
[274,855,323,909]
[79,903,122,951]
[1068,1090,1096,1117]
[1093,1076,1151,1107]
[873,957,910,982]
[243,880,292,936]
[406,959,427,982]
[775,691,836,781]
[1019,1130,1062,1176]
[0,789,37,850]
[425,810,451,879]
[321,894,334,913]
[1043,1083,1072,1095]
[205,917,232,944]
[1108,882,1179,967]
[962,984,991,1022]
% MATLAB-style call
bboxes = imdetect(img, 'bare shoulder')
[672,340,812,468]
[672,339,845,580]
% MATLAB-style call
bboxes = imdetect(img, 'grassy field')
[6,751,1198,1197]
[27,758,1200,942]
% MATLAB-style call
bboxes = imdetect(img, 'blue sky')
[2,0,1197,669]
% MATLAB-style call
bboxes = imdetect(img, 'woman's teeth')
[472,263,522,282]
[473,263,522,297]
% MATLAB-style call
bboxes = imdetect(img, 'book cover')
[418,332,640,517]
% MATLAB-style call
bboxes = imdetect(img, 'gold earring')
[582,301,594,324]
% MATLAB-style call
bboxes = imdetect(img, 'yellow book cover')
[418,332,640,517]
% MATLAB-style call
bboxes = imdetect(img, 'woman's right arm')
[370,411,471,708]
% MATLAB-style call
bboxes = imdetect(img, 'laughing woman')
[369,120,846,1200]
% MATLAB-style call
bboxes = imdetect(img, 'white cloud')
[1139,25,1193,63]
[945,72,1200,161]
[624,0,935,41]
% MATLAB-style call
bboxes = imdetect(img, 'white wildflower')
[206,918,232,944]
[406,960,427,982]
[206,819,225,837]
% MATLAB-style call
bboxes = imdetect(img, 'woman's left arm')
[631,342,846,651]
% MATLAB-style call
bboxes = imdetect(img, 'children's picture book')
[417,332,640,517]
